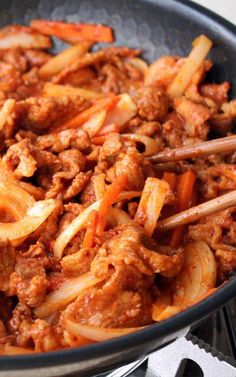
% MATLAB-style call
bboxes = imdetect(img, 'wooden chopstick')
[156,190,236,231]
[148,135,236,164]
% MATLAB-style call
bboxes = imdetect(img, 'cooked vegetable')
[82,110,107,137]
[82,211,98,248]
[97,174,127,235]
[0,99,15,130]
[39,42,92,78]
[168,35,212,97]
[43,83,102,100]
[170,171,196,247]
[53,200,102,259]
[153,241,216,321]
[55,96,117,131]
[31,20,114,43]
[34,272,107,318]
[0,199,56,246]
[63,320,144,341]
[121,134,159,156]
[135,177,169,237]
[0,25,51,49]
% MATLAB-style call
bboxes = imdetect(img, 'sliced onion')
[153,241,216,321]
[93,174,106,200]
[168,35,212,98]
[0,199,56,246]
[39,42,91,78]
[0,25,51,49]
[121,134,159,156]
[125,57,148,74]
[63,319,144,342]
[0,99,15,130]
[152,290,172,321]
[135,178,169,237]
[34,272,106,319]
[104,94,137,128]
[43,83,102,100]
[174,241,216,305]
[118,191,142,201]
[53,200,102,259]
[106,207,131,227]
[0,181,34,218]
[82,110,107,137]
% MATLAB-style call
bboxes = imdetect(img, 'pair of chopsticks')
[147,135,236,231]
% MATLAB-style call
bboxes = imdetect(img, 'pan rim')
[1,0,236,369]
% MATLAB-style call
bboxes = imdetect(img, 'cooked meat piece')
[162,112,186,148]
[174,97,214,139]
[31,319,63,352]
[135,121,161,137]
[145,56,185,87]
[0,240,15,292]
[106,150,145,190]
[197,164,236,199]
[16,96,90,132]
[134,85,169,121]
[64,281,154,328]
[100,132,124,159]
[63,171,92,200]
[8,303,32,334]
[37,129,91,153]
[91,224,183,278]
[24,49,52,68]
[184,60,214,107]
[200,82,230,107]
[61,248,97,277]
[54,47,141,84]
[4,138,37,178]
[0,61,22,94]
[47,171,91,200]
[57,149,86,179]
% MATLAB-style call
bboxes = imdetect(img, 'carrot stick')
[163,172,177,191]
[170,170,196,248]
[91,136,106,145]
[54,96,117,132]
[97,174,127,235]
[31,20,114,43]
[97,123,120,136]
[82,210,98,248]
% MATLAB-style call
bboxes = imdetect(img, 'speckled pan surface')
[0,0,236,376]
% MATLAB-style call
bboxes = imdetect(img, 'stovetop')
[102,299,236,377]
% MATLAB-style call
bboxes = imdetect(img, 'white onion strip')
[104,94,137,128]
[0,199,56,246]
[64,319,144,342]
[135,178,169,237]
[168,35,212,98]
[34,272,106,319]
[121,134,159,156]
[153,241,216,321]
[53,200,102,259]
[39,42,91,78]
[43,83,102,100]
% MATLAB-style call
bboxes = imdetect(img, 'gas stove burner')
[102,300,236,377]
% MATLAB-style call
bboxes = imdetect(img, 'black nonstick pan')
[0,0,236,376]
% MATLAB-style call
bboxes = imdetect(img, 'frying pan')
[0,0,236,376]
